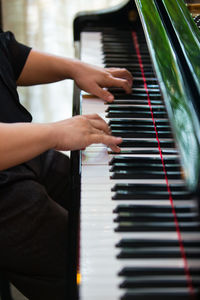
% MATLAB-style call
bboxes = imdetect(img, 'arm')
[17,49,133,102]
[0,114,122,171]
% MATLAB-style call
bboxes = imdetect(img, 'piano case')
[70,0,200,299]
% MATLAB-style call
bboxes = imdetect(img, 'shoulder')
[0,30,16,54]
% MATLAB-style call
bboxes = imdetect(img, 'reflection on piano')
[70,0,200,299]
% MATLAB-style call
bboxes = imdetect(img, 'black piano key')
[106,110,167,119]
[109,121,172,136]
[119,276,200,288]
[109,99,163,105]
[104,57,152,64]
[117,247,200,259]
[121,289,200,300]
[112,83,160,89]
[103,52,150,58]
[113,204,194,214]
[106,104,165,111]
[103,49,135,55]
[106,63,153,70]
[110,158,178,165]
[103,44,146,49]
[130,71,156,77]
[110,157,179,164]
[111,83,160,89]
[102,37,134,42]
[108,87,160,93]
[110,124,151,130]
[112,183,191,200]
[104,57,151,63]
[103,49,136,55]
[110,170,181,180]
[118,266,200,277]
[110,124,156,130]
[112,190,189,200]
[111,130,172,138]
[114,212,197,222]
[112,183,185,191]
[109,117,168,125]
[103,53,150,58]
[103,43,135,49]
[110,123,171,130]
[110,162,180,171]
[110,156,182,178]
[108,119,169,126]
[114,221,200,232]
[110,126,171,134]
[120,139,175,148]
[112,92,161,99]
[102,38,133,43]
[110,156,179,164]
[108,149,178,155]
[103,40,134,44]
[116,238,200,248]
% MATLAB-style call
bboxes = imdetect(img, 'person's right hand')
[50,114,122,152]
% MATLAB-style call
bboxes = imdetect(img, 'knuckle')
[93,113,100,119]
[105,72,112,80]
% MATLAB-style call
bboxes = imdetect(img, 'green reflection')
[163,0,200,94]
[135,0,200,191]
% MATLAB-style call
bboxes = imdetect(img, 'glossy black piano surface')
[71,0,200,299]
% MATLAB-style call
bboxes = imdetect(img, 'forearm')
[17,50,80,86]
[16,50,133,102]
[0,114,122,171]
[0,122,53,170]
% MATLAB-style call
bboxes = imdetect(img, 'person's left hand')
[71,61,133,102]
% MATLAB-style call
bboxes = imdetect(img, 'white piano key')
[78,30,200,300]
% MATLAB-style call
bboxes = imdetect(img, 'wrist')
[42,123,57,149]
[67,58,82,80]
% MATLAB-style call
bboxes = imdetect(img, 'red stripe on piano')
[132,30,196,299]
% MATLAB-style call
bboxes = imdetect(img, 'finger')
[107,77,132,94]
[91,84,114,102]
[91,134,122,148]
[84,114,110,134]
[108,144,121,153]
[89,119,110,134]
[90,127,107,136]
[85,113,104,121]
[107,68,133,86]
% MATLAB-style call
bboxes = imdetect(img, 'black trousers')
[0,150,72,300]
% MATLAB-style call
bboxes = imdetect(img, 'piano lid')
[131,0,200,193]
[161,0,200,105]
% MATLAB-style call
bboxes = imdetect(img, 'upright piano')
[70,0,200,299]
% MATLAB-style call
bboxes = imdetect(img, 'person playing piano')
[0,29,133,300]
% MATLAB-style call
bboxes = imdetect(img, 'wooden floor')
[1,0,121,299]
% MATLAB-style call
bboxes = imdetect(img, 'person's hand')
[71,61,133,102]
[50,114,122,152]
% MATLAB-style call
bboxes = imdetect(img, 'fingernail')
[108,95,114,102]
[116,137,123,143]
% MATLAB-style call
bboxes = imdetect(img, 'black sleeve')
[2,31,32,80]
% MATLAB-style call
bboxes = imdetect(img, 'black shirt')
[0,29,32,123]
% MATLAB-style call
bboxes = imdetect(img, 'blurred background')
[1,0,122,124]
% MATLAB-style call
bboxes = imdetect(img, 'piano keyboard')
[79,30,200,300]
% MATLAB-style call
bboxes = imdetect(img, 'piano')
[69,0,200,299]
